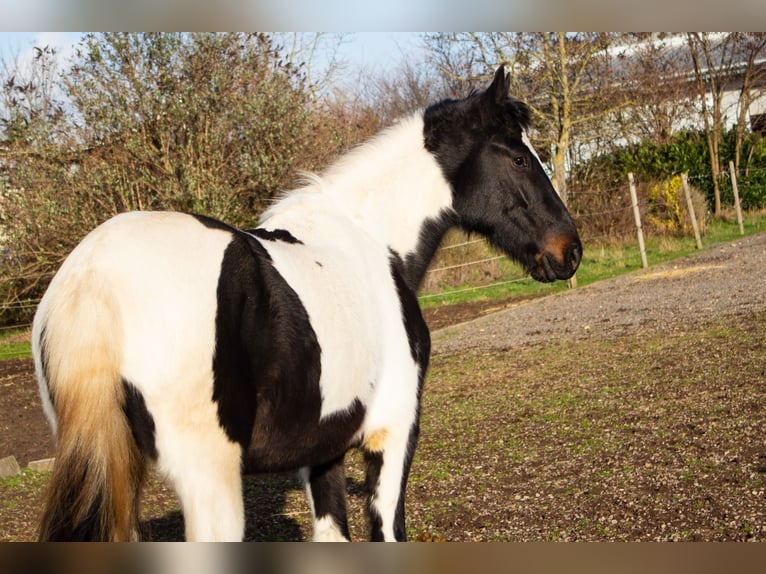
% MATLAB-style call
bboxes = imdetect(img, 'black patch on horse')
[400,210,457,291]
[363,450,385,540]
[190,212,238,233]
[212,230,364,473]
[386,253,429,542]
[248,228,304,245]
[389,251,431,370]
[420,68,580,282]
[122,380,158,460]
[306,455,351,539]
[422,82,530,196]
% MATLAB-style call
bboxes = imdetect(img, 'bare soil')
[1,233,764,541]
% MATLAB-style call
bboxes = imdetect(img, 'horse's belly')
[243,398,366,473]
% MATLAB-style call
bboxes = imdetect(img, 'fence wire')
[1,171,762,359]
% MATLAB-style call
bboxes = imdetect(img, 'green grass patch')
[419,211,766,309]
[0,328,32,361]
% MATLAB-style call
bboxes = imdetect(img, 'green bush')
[572,129,766,212]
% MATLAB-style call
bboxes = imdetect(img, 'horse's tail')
[34,270,144,541]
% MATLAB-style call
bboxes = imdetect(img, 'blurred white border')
[0,0,764,31]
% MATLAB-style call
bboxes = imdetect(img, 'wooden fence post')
[628,173,648,268]
[681,173,703,250]
[729,161,745,236]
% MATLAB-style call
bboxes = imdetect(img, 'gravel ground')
[417,232,766,541]
[433,232,766,354]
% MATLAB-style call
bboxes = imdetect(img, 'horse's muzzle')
[532,236,582,282]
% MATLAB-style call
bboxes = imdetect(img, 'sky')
[0,32,424,84]
[337,33,424,75]
[0,32,79,60]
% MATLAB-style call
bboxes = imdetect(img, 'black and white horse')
[33,66,581,542]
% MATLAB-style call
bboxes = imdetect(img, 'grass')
[409,313,766,541]
[0,328,32,361]
[418,210,766,308]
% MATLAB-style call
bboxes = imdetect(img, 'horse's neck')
[320,113,456,287]
[261,114,456,290]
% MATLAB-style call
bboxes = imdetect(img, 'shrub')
[646,175,708,236]
[0,33,377,326]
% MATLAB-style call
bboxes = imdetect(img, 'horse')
[32,65,581,542]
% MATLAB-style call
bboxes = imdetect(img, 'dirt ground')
[0,358,55,468]
[1,232,765,541]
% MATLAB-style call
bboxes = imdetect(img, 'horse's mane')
[261,113,426,222]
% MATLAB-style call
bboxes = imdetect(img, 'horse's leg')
[300,454,351,541]
[363,422,419,541]
[157,423,245,541]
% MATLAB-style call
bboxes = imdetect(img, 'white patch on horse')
[262,113,454,261]
[255,220,391,419]
[101,213,244,540]
[521,130,543,167]
[312,516,349,542]
[258,112,453,420]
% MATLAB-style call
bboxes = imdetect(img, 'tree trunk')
[687,33,723,216]
[551,33,571,205]
[552,133,570,204]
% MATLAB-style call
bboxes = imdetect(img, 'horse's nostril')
[567,241,582,269]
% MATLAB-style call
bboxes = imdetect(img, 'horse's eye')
[513,155,528,169]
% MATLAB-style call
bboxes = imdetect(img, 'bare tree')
[1,44,67,147]
[615,33,698,147]
[362,57,445,125]
[423,32,486,96]
[732,33,766,173]
[686,32,743,216]
[276,32,352,98]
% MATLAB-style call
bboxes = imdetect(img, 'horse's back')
[34,211,234,427]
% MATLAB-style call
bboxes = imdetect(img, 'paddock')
[2,232,765,541]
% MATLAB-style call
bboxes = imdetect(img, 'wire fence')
[418,167,762,302]
[2,168,765,360]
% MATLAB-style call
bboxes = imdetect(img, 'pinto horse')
[32,66,581,542]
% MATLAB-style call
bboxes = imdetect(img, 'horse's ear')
[486,64,509,106]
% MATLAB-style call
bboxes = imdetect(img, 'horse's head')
[424,66,581,282]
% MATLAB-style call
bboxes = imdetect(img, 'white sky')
[0,32,81,62]
[0,32,422,79]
